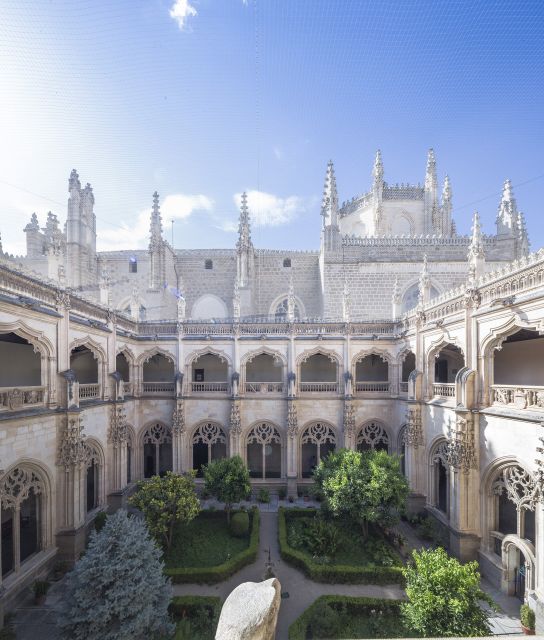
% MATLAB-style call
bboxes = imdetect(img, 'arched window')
[300,422,336,478]
[434,344,464,384]
[244,352,283,393]
[116,352,130,382]
[247,423,282,479]
[192,422,227,476]
[83,441,102,513]
[190,353,229,392]
[356,421,389,452]
[70,346,98,384]
[401,351,416,382]
[142,423,172,478]
[142,352,175,394]
[299,352,338,392]
[274,298,300,320]
[402,282,439,313]
[354,353,389,392]
[1,466,46,578]
[431,441,450,516]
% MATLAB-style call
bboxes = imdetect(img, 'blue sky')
[1,0,543,255]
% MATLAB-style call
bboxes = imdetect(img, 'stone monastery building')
[1,149,544,629]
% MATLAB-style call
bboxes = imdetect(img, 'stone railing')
[0,386,46,411]
[142,382,175,394]
[491,385,544,410]
[79,383,100,400]
[299,382,339,393]
[355,381,390,393]
[432,383,455,398]
[244,382,284,394]
[189,382,229,393]
[400,382,409,393]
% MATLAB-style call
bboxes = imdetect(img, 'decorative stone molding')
[229,400,241,436]
[0,466,45,509]
[172,398,186,436]
[143,422,172,446]
[357,420,389,451]
[493,464,537,511]
[343,399,355,438]
[287,401,298,439]
[108,403,128,448]
[301,422,336,446]
[405,405,423,447]
[446,415,476,473]
[57,415,86,470]
[247,422,281,446]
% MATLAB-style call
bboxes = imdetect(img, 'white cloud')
[232,190,304,227]
[97,192,213,251]
[272,146,284,160]
[169,0,197,30]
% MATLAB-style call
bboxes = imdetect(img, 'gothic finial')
[68,169,80,191]
[342,277,351,322]
[237,191,252,252]
[149,191,163,248]
[496,178,518,236]
[442,175,452,202]
[418,254,430,305]
[24,212,40,232]
[321,160,339,228]
[392,276,401,303]
[426,148,436,174]
[287,271,296,321]
[372,149,384,182]
[233,280,241,320]
[469,211,484,257]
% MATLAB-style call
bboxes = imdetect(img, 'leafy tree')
[130,471,200,551]
[56,510,174,640]
[313,448,408,537]
[204,456,250,523]
[402,547,494,637]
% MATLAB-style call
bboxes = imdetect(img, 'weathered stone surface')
[215,578,281,640]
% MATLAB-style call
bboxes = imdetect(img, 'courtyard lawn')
[289,596,418,640]
[279,508,404,584]
[164,508,260,583]
[171,596,221,640]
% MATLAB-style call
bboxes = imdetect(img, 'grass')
[165,512,250,569]
[171,596,221,640]
[286,514,401,567]
[289,596,418,640]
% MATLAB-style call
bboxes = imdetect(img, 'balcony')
[0,386,46,412]
[432,383,455,398]
[299,382,339,393]
[79,383,100,400]
[142,382,175,394]
[244,382,283,394]
[491,385,544,411]
[190,382,229,393]
[355,381,390,394]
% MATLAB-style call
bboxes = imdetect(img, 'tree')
[402,547,494,637]
[204,455,251,523]
[313,448,408,536]
[56,509,174,640]
[130,471,200,551]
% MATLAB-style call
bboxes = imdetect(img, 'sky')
[1,0,543,256]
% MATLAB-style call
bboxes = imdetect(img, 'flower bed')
[278,507,404,584]
[165,507,259,584]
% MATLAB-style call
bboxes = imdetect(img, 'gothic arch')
[352,347,393,369]
[140,421,172,445]
[425,335,465,364]
[397,211,415,236]
[428,436,450,516]
[401,278,443,313]
[481,317,544,358]
[0,321,54,358]
[397,346,416,365]
[244,421,283,479]
[140,421,173,478]
[241,347,287,368]
[191,294,228,320]
[296,346,341,366]
[116,344,136,364]
[269,293,306,320]
[137,346,176,366]
[356,419,390,452]
[190,421,228,474]
[299,420,337,478]
[69,336,107,363]
[185,347,232,368]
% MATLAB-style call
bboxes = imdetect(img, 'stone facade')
[0,153,542,628]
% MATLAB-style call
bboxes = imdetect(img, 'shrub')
[33,580,50,598]
[170,596,221,639]
[521,604,535,630]
[93,510,107,533]
[166,508,260,584]
[56,510,174,640]
[305,515,341,557]
[278,508,403,584]
[230,511,249,537]
[278,487,287,500]
[309,603,341,638]
[204,456,251,523]
[258,488,270,503]
[402,547,494,638]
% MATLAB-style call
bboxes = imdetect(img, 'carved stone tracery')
[192,422,227,446]
[57,415,86,469]
[172,399,186,436]
[446,416,476,473]
[0,467,44,509]
[229,401,242,436]
[247,422,281,445]
[143,422,172,445]
[493,465,538,511]
[356,420,389,450]
[301,422,336,445]
[343,400,355,438]
[404,405,423,447]
[108,404,128,447]
[287,401,298,439]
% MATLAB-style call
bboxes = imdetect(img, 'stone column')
[229,399,242,458]
[172,398,186,473]
[404,403,426,514]
[343,398,355,449]
[286,399,298,497]
[108,403,128,493]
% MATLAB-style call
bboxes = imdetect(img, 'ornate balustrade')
[0,386,46,411]
[79,383,100,400]
[432,383,455,398]
[299,382,339,393]
[244,382,284,394]
[355,381,390,393]
[400,382,409,393]
[491,384,544,410]
[142,382,175,394]
[189,382,229,393]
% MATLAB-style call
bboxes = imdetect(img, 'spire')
[425,148,437,185]
[392,277,402,319]
[496,178,517,236]
[440,175,453,238]
[442,175,452,204]
[372,149,384,184]
[424,148,439,233]
[149,191,163,247]
[236,191,252,251]
[515,210,530,257]
[321,160,339,229]
[68,169,81,192]
[24,212,40,232]
[418,254,431,305]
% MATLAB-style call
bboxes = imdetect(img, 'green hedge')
[170,595,222,618]
[166,507,260,584]
[288,595,404,640]
[278,508,404,585]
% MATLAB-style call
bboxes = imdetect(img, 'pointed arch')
[185,347,231,368]
[241,346,287,367]
[140,421,173,478]
[116,344,136,364]
[297,346,340,366]
[137,346,175,366]
[69,336,107,363]
[356,419,390,452]
[0,321,54,358]
[245,421,283,479]
[269,293,306,320]
[299,420,337,478]
[190,421,228,475]
[352,347,393,368]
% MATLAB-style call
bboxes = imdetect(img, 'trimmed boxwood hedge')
[165,507,260,584]
[278,507,404,584]
[288,595,405,640]
[170,594,222,618]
